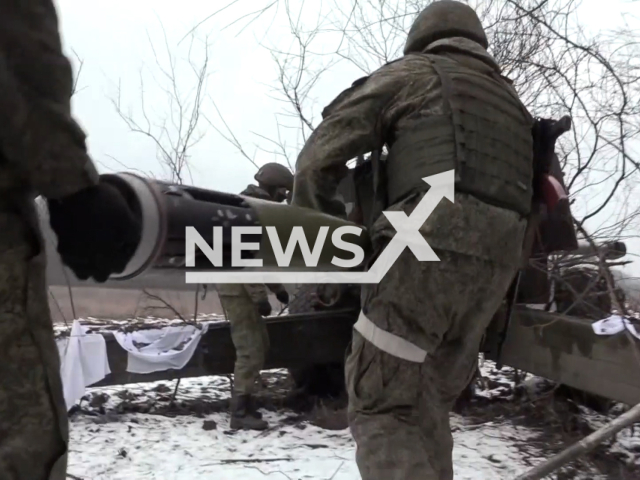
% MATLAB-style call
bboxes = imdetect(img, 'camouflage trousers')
[346,247,519,480]
[0,212,68,480]
[220,294,270,395]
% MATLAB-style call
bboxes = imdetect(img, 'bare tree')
[110,20,213,185]
[200,0,340,172]
[70,49,86,97]
[106,23,214,322]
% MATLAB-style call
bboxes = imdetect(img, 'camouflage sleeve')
[290,61,410,215]
[243,283,270,304]
[0,0,99,200]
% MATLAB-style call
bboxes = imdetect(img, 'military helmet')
[403,0,489,55]
[254,162,294,190]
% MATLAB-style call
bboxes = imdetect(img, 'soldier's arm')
[240,185,272,200]
[0,0,99,200]
[290,61,410,215]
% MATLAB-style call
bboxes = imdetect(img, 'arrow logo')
[185,170,455,284]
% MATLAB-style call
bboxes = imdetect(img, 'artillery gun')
[44,117,639,407]
[570,240,627,260]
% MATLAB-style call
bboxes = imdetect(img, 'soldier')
[0,2,141,479]
[218,163,292,430]
[243,162,294,203]
[291,1,533,479]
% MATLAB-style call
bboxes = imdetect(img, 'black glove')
[276,290,289,305]
[257,299,272,317]
[47,181,142,283]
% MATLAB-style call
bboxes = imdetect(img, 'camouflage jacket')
[291,37,527,266]
[0,0,99,205]
[291,36,524,216]
[216,183,287,303]
[0,3,98,473]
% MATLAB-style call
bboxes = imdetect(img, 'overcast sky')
[53,0,640,277]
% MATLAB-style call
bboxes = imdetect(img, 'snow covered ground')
[67,376,540,479]
[68,409,545,479]
[64,361,640,480]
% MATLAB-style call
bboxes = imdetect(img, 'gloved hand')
[47,181,141,282]
[276,290,289,305]
[257,299,272,317]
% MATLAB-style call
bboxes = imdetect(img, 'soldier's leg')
[427,252,519,451]
[246,314,270,418]
[347,330,437,479]
[421,256,516,478]
[0,218,68,480]
[260,316,270,360]
[347,248,517,480]
[221,295,268,430]
[223,297,266,395]
[257,314,269,387]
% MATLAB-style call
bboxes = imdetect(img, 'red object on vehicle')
[541,173,568,212]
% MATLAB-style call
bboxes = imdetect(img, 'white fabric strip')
[56,320,111,410]
[353,310,427,363]
[112,322,211,374]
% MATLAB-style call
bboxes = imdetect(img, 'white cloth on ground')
[112,323,211,374]
[56,320,111,410]
[592,314,640,340]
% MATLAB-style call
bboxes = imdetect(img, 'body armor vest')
[386,53,534,216]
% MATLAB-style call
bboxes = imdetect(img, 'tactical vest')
[385,53,534,216]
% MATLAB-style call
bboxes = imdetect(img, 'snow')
[69,410,551,480]
[69,412,359,480]
[67,374,545,480]
[62,365,637,480]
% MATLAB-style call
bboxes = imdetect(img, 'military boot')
[230,395,268,430]
[246,395,263,420]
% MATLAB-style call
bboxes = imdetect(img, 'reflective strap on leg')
[353,310,427,363]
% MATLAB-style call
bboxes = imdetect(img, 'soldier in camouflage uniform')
[0,2,141,479]
[291,2,533,478]
[218,163,292,430]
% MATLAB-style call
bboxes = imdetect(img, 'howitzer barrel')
[101,173,369,281]
[569,240,627,260]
